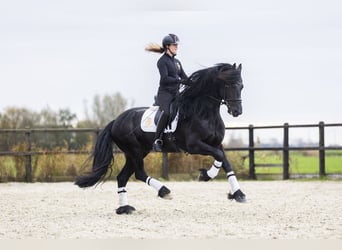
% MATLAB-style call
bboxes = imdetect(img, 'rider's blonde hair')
[145,43,164,53]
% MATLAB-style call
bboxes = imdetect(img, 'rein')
[206,84,241,106]
[206,95,225,105]
[206,95,241,106]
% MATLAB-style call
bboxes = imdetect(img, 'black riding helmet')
[162,34,180,49]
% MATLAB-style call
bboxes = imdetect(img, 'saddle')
[140,105,179,133]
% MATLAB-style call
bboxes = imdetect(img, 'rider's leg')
[153,91,173,151]
[153,111,169,151]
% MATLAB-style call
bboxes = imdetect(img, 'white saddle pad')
[141,106,178,133]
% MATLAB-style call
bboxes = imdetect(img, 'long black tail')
[75,120,116,188]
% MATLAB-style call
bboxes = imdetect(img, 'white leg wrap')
[146,177,163,191]
[227,171,240,193]
[207,160,222,179]
[118,187,128,207]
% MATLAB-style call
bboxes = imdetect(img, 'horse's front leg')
[220,148,247,203]
[198,160,222,181]
[190,142,247,203]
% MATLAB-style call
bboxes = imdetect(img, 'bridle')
[206,84,241,108]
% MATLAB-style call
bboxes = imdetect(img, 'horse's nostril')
[232,110,241,117]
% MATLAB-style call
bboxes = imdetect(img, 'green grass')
[252,150,342,175]
[1,148,341,182]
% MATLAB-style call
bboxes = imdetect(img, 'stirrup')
[155,139,163,145]
[153,139,163,152]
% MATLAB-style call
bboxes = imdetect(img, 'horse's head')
[216,63,243,117]
[177,63,244,119]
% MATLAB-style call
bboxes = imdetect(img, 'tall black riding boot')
[153,112,169,152]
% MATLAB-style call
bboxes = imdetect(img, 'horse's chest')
[199,120,225,141]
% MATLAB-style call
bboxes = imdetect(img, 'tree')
[38,107,58,127]
[0,107,39,150]
[58,108,77,127]
[85,92,128,127]
[0,107,39,129]
[0,92,129,151]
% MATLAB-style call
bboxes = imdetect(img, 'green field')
[252,150,342,175]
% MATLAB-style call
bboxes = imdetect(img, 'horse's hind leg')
[132,155,172,200]
[116,156,136,214]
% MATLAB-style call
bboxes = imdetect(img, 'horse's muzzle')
[227,101,242,117]
[232,110,242,117]
[227,106,242,117]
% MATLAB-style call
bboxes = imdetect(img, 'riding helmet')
[162,34,180,49]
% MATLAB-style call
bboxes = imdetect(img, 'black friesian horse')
[75,63,246,214]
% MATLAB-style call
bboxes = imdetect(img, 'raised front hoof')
[228,189,247,203]
[158,186,172,200]
[198,168,211,182]
[116,205,136,215]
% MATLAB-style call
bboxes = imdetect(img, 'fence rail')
[1,121,342,181]
[222,121,342,180]
[0,128,101,182]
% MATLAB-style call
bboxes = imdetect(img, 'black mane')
[175,63,240,119]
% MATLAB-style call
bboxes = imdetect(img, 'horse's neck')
[186,100,222,122]
[179,101,225,142]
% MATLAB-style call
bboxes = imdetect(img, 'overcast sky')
[1,0,342,135]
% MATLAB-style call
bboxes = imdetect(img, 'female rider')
[145,34,188,151]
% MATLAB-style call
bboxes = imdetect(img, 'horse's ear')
[232,63,236,69]
[237,63,242,72]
